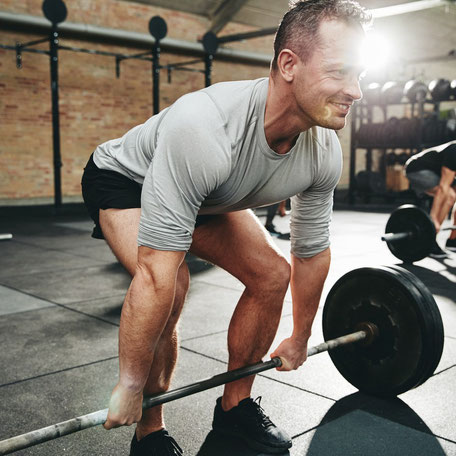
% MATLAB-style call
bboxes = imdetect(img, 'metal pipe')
[0,330,368,455]
[381,232,413,242]
[49,26,62,209]
[0,11,272,65]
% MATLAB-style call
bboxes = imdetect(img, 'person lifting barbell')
[80,1,371,454]
[404,140,456,258]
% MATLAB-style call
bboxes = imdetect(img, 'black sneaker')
[429,243,448,259]
[265,224,290,240]
[212,396,292,454]
[130,429,183,456]
[265,224,282,237]
[445,237,456,252]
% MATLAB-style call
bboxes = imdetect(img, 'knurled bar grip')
[381,231,413,242]
[0,330,367,455]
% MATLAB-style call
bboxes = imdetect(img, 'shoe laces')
[244,396,275,429]
[163,433,183,456]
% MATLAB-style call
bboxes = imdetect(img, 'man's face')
[292,20,365,130]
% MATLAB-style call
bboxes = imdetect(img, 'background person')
[405,140,456,256]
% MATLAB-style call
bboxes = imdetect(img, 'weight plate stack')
[322,266,444,397]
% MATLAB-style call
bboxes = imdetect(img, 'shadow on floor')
[196,430,290,456]
[397,261,456,302]
[303,392,446,456]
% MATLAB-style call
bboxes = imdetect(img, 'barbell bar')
[381,204,456,262]
[0,328,373,455]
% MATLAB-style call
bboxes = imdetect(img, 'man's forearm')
[118,249,185,392]
[290,248,331,340]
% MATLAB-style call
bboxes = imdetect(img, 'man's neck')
[264,76,313,154]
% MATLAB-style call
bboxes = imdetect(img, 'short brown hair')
[272,0,372,71]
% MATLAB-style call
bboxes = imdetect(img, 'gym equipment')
[323,266,443,396]
[382,204,456,262]
[381,81,405,104]
[202,32,219,55]
[428,79,452,102]
[42,0,67,24]
[149,16,168,41]
[403,79,428,103]
[451,80,456,100]
[356,171,386,194]
[363,82,382,105]
[0,266,444,454]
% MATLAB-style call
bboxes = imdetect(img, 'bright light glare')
[361,33,390,71]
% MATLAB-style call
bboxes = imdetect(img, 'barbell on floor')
[382,204,456,262]
[0,266,444,455]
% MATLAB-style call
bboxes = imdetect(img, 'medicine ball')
[363,82,382,105]
[428,79,451,102]
[381,81,404,104]
[403,80,428,103]
[450,80,456,100]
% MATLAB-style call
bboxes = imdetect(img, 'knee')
[247,257,290,300]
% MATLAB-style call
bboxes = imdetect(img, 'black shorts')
[81,154,215,240]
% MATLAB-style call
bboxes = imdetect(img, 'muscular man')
[81,1,370,454]
[405,140,456,256]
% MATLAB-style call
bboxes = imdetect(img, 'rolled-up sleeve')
[137,93,230,251]
[290,131,342,258]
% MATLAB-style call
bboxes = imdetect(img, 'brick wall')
[0,0,271,204]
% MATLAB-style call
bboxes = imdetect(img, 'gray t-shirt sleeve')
[137,93,230,251]
[290,131,342,258]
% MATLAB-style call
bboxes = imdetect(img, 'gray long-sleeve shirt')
[93,77,343,257]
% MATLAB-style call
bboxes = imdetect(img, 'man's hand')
[103,383,143,430]
[270,336,309,371]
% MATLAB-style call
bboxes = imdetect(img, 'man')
[81,0,370,454]
[405,140,456,256]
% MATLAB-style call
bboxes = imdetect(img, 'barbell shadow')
[397,262,456,303]
[303,392,447,456]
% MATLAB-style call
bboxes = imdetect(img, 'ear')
[277,49,298,82]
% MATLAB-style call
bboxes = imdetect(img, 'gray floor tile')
[0,263,131,304]
[0,285,55,316]
[0,305,118,385]
[64,295,124,326]
[0,240,105,279]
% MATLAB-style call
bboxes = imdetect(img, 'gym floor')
[0,207,455,456]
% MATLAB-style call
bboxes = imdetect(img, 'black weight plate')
[385,265,444,387]
[149,16,167,41]
[322,266,444,397]
[385,204,436,263]
[42,0,67,24]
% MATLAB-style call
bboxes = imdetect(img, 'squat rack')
[0,0,219,209]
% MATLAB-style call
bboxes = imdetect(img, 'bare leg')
[191,210,290,410]
[99,208,189,437]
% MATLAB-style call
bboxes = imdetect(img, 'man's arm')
[271,248,330,371]
[430,166,456,232]
[104,246,186,429]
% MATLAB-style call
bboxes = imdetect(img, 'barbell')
[382,204,456,262]
[0,266,444,455]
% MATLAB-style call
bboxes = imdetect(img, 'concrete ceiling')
[125,0,456,68]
